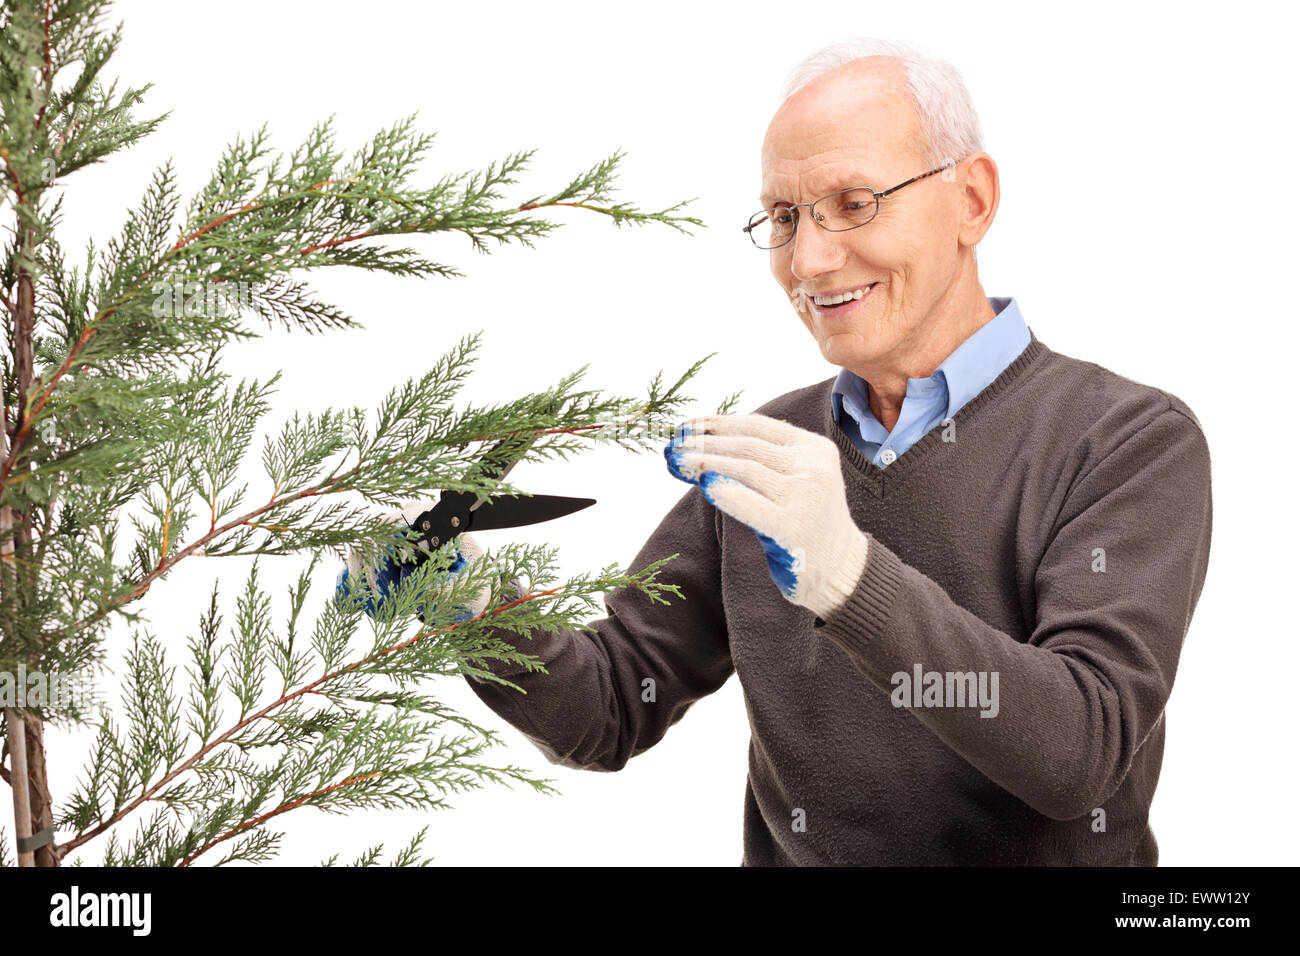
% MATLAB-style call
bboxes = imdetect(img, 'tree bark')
[23,712,56,866]
[5,259,58,866]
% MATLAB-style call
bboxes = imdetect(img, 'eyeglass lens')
[747,187,879,249]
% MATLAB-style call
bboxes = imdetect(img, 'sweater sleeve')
[463,484,734,771]
[814,405,1213,821]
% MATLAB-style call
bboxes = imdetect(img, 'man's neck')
[861,290,997,432]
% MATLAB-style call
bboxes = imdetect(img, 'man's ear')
[957,152,999,249]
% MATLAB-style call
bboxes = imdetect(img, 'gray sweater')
[465,331,1214,865]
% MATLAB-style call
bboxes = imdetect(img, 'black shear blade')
[469,494,596,532]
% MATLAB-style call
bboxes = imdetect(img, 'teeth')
[814,284,874,306]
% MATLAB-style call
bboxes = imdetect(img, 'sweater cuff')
[811,535,905,656]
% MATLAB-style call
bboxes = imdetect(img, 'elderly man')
[374,40,1213,866]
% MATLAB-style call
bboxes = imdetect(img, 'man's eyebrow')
[759,177,879,205]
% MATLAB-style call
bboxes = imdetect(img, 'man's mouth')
[810,282,880,314]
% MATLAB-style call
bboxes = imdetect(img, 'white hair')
[777,38,985,169]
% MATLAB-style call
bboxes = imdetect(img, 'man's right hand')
[334,500,490,620]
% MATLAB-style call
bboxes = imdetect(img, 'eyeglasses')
[744,160,956,250]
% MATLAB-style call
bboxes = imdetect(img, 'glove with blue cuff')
[664,413,870,621]
[335,500,492,622]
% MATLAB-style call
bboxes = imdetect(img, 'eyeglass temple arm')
[876,160,956,199]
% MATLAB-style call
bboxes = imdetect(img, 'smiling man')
[457,38,1214,865]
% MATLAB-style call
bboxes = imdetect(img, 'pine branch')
[516,148,705,235]
[54,547,674,863]
[29,335,711,650]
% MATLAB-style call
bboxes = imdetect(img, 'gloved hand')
[664,413,870,620]
[335,500,492,621]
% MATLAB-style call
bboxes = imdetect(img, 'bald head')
[760,56,931,198]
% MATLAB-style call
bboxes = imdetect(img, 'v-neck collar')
[825,330,1051,494]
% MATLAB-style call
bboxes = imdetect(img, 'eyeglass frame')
[744,158,958,249]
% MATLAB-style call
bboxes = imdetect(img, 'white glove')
[336,500,492,620]
[664,413,869,620]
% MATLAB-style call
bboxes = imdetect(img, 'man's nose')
[789,213,847,280]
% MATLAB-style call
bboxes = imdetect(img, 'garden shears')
[336,438,596,617]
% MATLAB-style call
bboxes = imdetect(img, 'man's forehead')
[759,63,921,202]
[759,124,928,202]
[759,151,887,203]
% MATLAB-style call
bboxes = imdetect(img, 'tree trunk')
[23,712,56,866]
[5,260,58,866]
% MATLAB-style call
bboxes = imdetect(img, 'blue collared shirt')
[831,296,1032,468]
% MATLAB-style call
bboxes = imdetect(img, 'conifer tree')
[0,0,721,866]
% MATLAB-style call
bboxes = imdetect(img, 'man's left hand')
[664,413,869,620]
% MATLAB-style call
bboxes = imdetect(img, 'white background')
[28,0,1299,865]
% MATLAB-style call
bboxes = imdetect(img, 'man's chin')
[816,331,873,369]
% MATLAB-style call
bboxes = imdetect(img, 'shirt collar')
[933,296,1030,419]
[831,296,1030,425]
[830,364,868,426]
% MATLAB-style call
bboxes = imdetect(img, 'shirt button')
[880,448,897,465]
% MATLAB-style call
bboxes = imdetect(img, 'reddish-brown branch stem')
[0,323,98,488]
[298,230,375,256]
[106,482,328,609]
[516,200,583,212]
[172,202,262,251]
[176,771,383,867]
[175,177,335,253]
[297,196,585,257]
[0,151,26,206]
[53,119,80,154]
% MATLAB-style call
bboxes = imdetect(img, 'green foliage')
[56,545,683,866]
[0,0,721,865]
